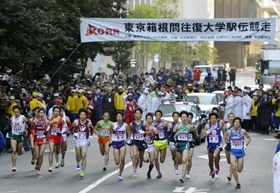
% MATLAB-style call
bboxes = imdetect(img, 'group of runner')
[9,101,251,189]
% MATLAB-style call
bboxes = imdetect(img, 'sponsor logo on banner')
[80,18,276,42]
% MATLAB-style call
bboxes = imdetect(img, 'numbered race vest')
[112,122,126,142]
[207,121,222,146]
[34,118,47,139]
[154,120,167,140]
[131,120,145,141]
[11,115,25,135]
[74,119,90,139]
[175,123,189,142]
[50,116,63,137]
[230,128,244,151]
[144,125,155,145]
[99,120,111,137]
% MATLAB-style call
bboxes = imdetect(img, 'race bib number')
[134,133,144,140]
[12,123,23,134]
[231,139,242,149]
[115,131,125,141]
[36,131,45,139]
[144,137,152,144]
[158,131,165,139]
[209,134,218,143]
[78,131,86,139]
[101,128,110,137]
[51,128,60,136]
[177,133,188,141]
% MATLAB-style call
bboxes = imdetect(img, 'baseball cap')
[32,92,39,97]
[9,96,15,100]
[54,93,59,97]
[54,99,61,105]
[77,89,83,93]
[143,89,149,94]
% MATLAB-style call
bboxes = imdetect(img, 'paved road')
[0,132,278,193]
[0,68,275,193]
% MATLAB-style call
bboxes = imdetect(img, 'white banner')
[80,18,276,43]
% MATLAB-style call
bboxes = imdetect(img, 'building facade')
[214,0,280,68]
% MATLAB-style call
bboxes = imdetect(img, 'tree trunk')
[23,64,28,89]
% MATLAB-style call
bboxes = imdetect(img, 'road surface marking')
[264,139,278,141]
[173,187,209,193]
[197,153,226,162]
[79,161,132,193]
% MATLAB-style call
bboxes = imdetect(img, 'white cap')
[54,93,59,97]
[87,91,92,95]
[143,89,149,94]
[39,93,43,98]
[243,89,249,93]
[118,86,123,89]
[77,89,84,93]
[128,86,133,89]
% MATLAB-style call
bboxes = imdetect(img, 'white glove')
[243,144,247,151]
[73,133,79,138]
[126,139,131,145]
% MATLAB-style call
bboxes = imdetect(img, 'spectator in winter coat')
[223,91,234,122]
[137,88,151,120]
[233,89,243,120]
[229,67,236,87]
[242,89,252,132]
[102,87,115,122]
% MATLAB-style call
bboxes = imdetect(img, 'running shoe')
[12,166,17,172]
[235,183,241,189]
[227,175,232,181]
[156,172,162,179]
[132,171,138,178]
[60,159,65,167]
[215,169,219,178]
[209,171,215,181]
[80,171,85,178]
[76,164,81,171]
[185,174,191,179]
[139,161,143,168]
[175,169,179,175]
[48,167,53,172]
[37,170,41,175]
[103,166,107,171]
[31,158,35,165]
[55,163,60,169]
[179,177,184,183]
[118,175,123,181]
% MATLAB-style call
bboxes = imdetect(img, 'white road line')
[79,161,132,193]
